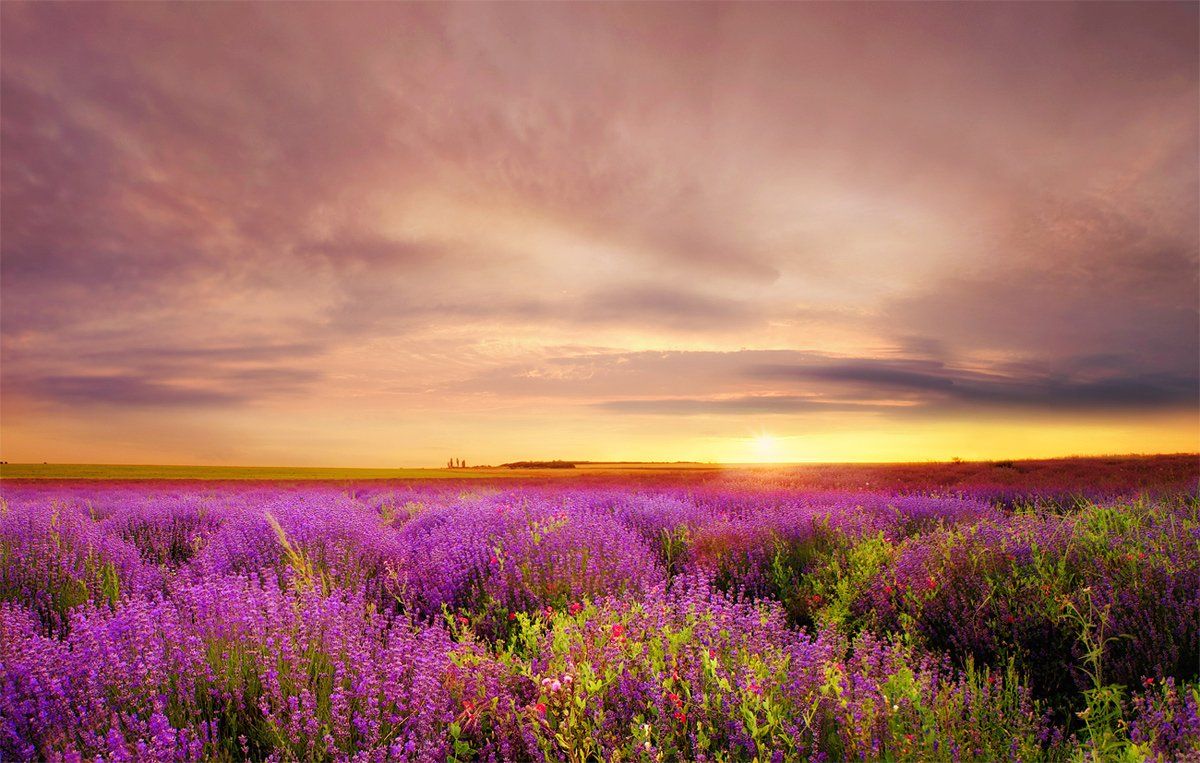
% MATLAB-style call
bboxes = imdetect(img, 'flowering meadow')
[1,460,1198,761]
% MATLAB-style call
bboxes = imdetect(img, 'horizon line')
[3,452,1197,471]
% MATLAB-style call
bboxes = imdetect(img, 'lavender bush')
[0,478,1196,760]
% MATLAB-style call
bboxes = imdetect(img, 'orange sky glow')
[1,2,1197,466]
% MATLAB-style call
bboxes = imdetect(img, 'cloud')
[752,360,958,392]
[880,199,1199,376]
[295,237,445,271]
[321,283,768,337]
[572,285,761,330]
[17,374,246,408]
[455,350,820,399]
[4,342,323,409]
[0,2,1196,460]
[465,350,1199,416]
[595,395,887,416]
[745,358,1198,412]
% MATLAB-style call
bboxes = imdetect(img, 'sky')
[1,2,1197,467]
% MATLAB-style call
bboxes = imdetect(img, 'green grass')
[0,463,513,481]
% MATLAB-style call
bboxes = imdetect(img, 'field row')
[1,480,1197,760]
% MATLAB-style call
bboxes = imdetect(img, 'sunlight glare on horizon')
[752,432,783,463]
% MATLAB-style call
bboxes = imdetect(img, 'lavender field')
[1,465,1198,761]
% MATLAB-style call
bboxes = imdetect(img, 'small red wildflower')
[611,623,625,640]
[534,702,546,715]
[508,611,517,621]
[1144,677,1155,687]
[675,711,687,724]
[569,602,582,615]
[926,576,937,591]
[668,692,681,705]
[543,606,554,619]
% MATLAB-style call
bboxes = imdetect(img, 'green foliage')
[806,531,895,633]
[1055,588,1139,762]
[265,511,329,594]
[658,524,691,580]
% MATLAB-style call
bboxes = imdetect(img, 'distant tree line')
[444,458,578,469]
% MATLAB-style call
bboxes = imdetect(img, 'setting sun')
[752,432,782,463]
